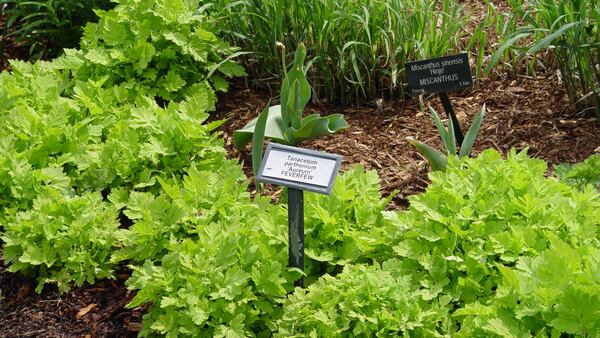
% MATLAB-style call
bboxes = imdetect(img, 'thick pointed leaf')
[459,104,486,157]
[429,106,455,154]
[233,105,286,149]
[287,79,302,129]
[252,100,271,178]
[280,43,311,129]
[284,114,348,146]
[447,111,457,155]
[407,137,448,171]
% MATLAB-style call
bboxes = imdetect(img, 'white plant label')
[257,143,342,195]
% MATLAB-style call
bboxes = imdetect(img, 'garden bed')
[1,74,598,337]
[0,0,599,336]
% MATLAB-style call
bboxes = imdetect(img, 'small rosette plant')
[233,43,348,176]
[407,104,485,171]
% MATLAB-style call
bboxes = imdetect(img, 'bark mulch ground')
[214,76,600,209]
[1,2,599,336]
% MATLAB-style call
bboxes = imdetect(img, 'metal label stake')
[287,188,304,287]
[256,143,342,287]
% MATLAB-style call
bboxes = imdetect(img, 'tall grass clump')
[487,0,600,121]
[202,0,468,105]
[465,1,533,79]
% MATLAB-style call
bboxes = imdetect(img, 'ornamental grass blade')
[406,137,448,171]
[459,104,486,157]
[484,31,532,76]
[527,20,584,54]
[252,100,271,178]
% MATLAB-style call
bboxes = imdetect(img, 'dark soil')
[0,263,144,337]
[1,2,599,336]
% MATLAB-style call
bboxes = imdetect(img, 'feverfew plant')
[71,0,245,101]
[2,191,119,293]
[124,196,296,337]
[301,166,395,279]
[384,149,599,335]
[455,238,600,337]
[277,260,451,337]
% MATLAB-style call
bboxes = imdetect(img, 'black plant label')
[405,53,472,94]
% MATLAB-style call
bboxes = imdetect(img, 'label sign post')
[405,53,473,145]
[257,143,342,287]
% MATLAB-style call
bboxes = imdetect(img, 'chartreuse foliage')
[302,166,394,279]
[0,0,245,293]
[386,149,600,336]
[276,260,451,337]
[69,0,245,101]
[0,59,223,212]
[2,191,118,293]
[124,202,293,337]
[111,159,251,264]
[455,238,600,337]
[278,150,599,336]
[554,154,600,191]
[120,165,394,337]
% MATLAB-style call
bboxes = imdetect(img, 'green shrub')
[123,189,294,337]
[0,0,244,295]
[276,151,600,337]
[2,191,119,293]
[455,238,600,337]
[0,59,223,212]
[386,149,600,335]
[111,159,252,264]
[68,0,245,101]
[277,261,451,337]
[554,154,600,191]
[1,0,114,59]
[301,166,394,279]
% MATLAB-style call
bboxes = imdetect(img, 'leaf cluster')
[2,191,118,293]
[0,0,246,293]
[387,149,599,335]
[277,261,451,337]
[71,0,245,101]
[553,154,600,191]
[301,166,394,279]
[121,167,294,337]
[274,150,600,337]
[455,238,600,337]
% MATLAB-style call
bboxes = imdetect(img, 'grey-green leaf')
[407,137,448,171]
[459,104,486,158]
